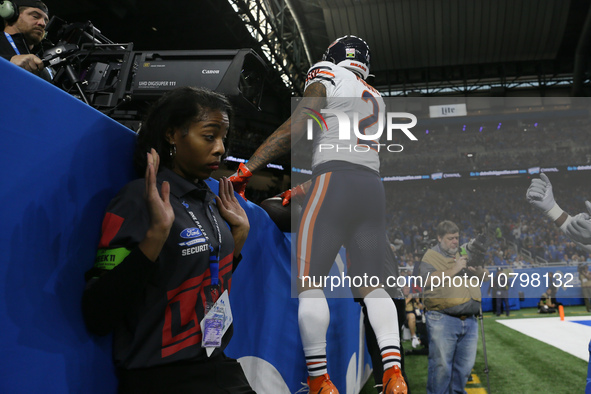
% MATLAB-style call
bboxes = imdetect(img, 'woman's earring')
[170,144,176,158]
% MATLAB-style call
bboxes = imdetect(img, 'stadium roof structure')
[47,0,591,98]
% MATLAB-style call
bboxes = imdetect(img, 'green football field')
[361,306,589,393]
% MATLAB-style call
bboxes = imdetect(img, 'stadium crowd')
[384,179,591,271]
[381,117,591,175]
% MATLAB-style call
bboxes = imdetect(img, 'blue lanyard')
[207,205,222,285]
[181,200,222,285]
[4,32,20,55]
[4,32,54,80]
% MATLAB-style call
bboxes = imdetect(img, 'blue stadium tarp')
[0,57,371,394]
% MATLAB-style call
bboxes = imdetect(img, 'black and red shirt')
[83,168,235,369]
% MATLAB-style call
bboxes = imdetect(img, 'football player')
[231,36,407,394]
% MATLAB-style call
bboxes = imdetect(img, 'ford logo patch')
[180,228,203,239]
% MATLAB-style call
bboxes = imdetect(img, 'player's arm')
[564,201,591,252]
[526,173,591,251]
[244,82,327,173]
[229,82,326,200]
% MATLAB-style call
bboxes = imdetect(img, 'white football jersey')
[304,61,385,173]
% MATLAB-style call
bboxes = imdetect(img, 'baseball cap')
[13,0,49,15]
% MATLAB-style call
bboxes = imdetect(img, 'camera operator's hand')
[10,54,44,74]
[453,255,468,275]
[526,173,556,213]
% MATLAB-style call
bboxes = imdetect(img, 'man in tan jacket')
[418,220,489,394]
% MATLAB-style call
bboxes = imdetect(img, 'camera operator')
[538,289,557,313]
[417,220,489,394]
[0,0,51,81]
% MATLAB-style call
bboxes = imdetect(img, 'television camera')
[416,231,437,256]
[42,18,267,129]
[460,233,488,267]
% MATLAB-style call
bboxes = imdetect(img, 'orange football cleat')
[307,373,339,394]
[382,365,407,394]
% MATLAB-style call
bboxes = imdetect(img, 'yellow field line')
[466,372,487,393]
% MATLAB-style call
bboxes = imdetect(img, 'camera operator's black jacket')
[0,32,52,82]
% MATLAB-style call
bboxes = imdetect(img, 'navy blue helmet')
[322,35,371,79]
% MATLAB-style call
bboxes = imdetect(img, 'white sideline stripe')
[496,316,591,361]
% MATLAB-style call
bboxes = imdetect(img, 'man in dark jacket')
[1,0,51,80]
